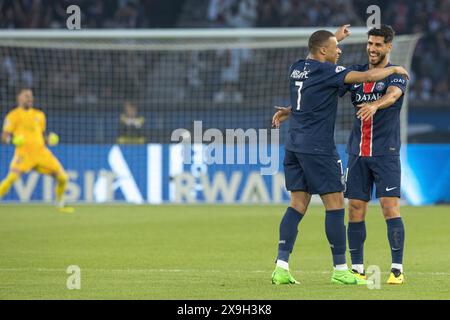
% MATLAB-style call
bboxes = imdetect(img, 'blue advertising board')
[0,144,449,205]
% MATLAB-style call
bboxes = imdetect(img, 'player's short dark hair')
[368,24,395,43]
[308,30,336,53]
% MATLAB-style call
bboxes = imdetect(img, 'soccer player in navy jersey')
[270,25,409,285]
[338,25,407,284]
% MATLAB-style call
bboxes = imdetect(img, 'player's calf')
[348,199,368,275]
[380,197,404,277]
[0,171,21,199]
[275,206,305,273]
[54,172,74,213]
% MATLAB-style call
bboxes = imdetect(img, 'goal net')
[0,28,420,203]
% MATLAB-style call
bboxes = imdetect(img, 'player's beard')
[369,52,387,67]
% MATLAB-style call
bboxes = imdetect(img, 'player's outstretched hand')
[356,103,378,121]
[394,66,410,80]
[47,132,60,146]
[272,106,292,128]
[335,24,351,42]
[12,135,25,147]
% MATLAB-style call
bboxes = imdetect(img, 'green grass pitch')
[0,204,449,300]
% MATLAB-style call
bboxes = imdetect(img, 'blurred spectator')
[208,0,233,27]
[213,49,251,104]
[117,101,146,144]
[0,0,448,105]
[256,0,281,27]
[227,0,257,28]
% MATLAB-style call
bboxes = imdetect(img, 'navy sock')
[325,209,347,266]
[277,207,304,262]
[348,221,366,265]
[386,217,405,265]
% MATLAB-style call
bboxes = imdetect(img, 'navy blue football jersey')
[285,58,351,155]
[339,63,408,156]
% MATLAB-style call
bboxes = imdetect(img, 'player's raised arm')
[344,66,409,84]
[335,24,351,42]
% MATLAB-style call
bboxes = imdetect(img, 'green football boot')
[331,269,369,285]
[271,266,300,285]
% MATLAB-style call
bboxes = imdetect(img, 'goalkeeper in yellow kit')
[0,88,74,212]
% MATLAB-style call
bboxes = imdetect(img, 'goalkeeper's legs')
[0,170,21,199]
[55,171,69,205]
[36,149,74,212]
[52,171,74,213]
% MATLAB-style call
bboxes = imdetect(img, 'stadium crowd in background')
[0,0,184,28]
[0,0,449,105]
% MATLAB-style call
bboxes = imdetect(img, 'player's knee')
[321,192,344,211]
[56,172,69,184]
[290,201,307,215]
[380,198,400,219]
[381,205,400,219]
[290,194,309,214]
[7,171,21,183]
[348,200,367,222]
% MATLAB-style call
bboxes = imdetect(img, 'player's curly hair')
[368,24,395,43]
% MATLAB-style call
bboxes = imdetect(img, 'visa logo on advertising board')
[1,144,448,205]
[0,144,290,204]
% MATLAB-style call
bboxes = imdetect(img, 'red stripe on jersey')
[360,117,373,156]
[358,82,376,156]
[363,82,376,94]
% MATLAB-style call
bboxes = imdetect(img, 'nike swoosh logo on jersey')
[386,187,397,191]
[353,84,362,89]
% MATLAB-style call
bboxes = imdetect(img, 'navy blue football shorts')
[284,149,345,195]
[345,154,401,201]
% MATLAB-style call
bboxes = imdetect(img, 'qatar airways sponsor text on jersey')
[339,63,408,157]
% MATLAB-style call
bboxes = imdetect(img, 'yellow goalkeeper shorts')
[10,148,65,176]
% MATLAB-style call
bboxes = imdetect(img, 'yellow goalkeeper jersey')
[2,106,46,153]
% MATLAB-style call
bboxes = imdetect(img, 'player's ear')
[387,42,393,51]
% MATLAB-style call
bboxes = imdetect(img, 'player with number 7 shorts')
[270,25,409,285]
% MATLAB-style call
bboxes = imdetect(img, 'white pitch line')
[0,267,449,276]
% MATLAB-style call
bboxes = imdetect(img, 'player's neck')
[369,58,389,69]
[307,53,326,63]
[19,105,32,110]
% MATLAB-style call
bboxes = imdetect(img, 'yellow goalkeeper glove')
[12,135,25,147]
[47,132,59,146]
